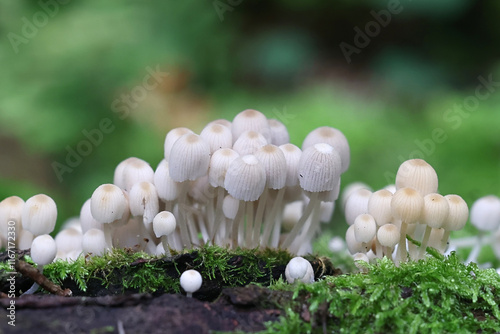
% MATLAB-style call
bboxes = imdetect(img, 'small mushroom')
[285,257,314,284]
[180,269,202,298]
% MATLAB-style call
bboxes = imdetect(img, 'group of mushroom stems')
[0,109,497,294]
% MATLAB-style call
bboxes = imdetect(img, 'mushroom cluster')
[0,109,349,264]
[343,159,469,265]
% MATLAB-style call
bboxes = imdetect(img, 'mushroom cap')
[180,269,203,294]
[298,143,341,193]
[279,143,302,187]
[232,130,268,156]
[368,189,393,226]
[208,148,240,188]
[90,184,128,224]
[470,195,500,231]
[345,224,363,255]
[164,127,194,161]
[80,199,104,234]
[22,194,57,236]
[82,228,107,256]
[377,223,400,248]
[153,211,176,238]
[268,119,290,146]
[55,228,83,254]
[17,229,34,250]
[129,182,160,224]
[154,159,180,202]
[0,196,24,237]
[302,126,350,174]
[30,234,57,266]
[422,193,449,229]
[341,182,372,210]
[200,123,233,154]
[224,155,266,201]
[395,159,438,196]
[442,194,469,231]
[119,157,155,192]
[391,187,424,224]
[353,213,377,243]
[353,252,369,264]
[169,133,211,182]
[285,257,314,284]
[232,109,271,142]
[254,144,287,190]
[222,195,240,219]
[344,188,372,225]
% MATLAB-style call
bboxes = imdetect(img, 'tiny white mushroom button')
[180,269,203,298]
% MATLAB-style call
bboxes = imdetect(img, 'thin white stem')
[210,187,226,243]
[440,230,451,252]
[395,220,408,266]
[245,201,254,248]
[231,202,244,249]
[281,192,319,249]
[261,188,286,247]
[161,236,172,257]
[418,225,433,259]
[176,181,192,249]
[252,188,269,247]
[289,199,321,254]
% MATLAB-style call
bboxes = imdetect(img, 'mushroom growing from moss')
[284,257,314,284]
[180,269,203,298]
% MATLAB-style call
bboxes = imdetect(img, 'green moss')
[262,252,500,334]
[34,246,294,295]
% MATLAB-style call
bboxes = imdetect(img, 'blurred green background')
[1,1,499,250]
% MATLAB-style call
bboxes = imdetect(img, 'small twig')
[15,260,72,297]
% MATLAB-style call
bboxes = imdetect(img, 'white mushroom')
[284,257,314,284]
[180,269,203,298]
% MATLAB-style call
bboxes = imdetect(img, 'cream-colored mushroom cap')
[30,234,57,266]
[232,130,268,156]
[368,189,393,226]
[208,148,239,188]
[0,196,24,237]
[395,159,438,196]
[82,228,107,256]
[254,144,287,190]
[164,127,194,161]
[302,126,350,174]
[22,194,57,236]
[224,155,266,201]
[279,144,302,187]
[153,211,176,238]
[200,123,233,153]
[232,109,271,142]
[353,213,377,243]
[90,184,127,224]
[422,193,449,229]
[180,269,203,294]
[391,187,424,224]
[298,143,341,193]
[377,224,400,248]
[129,182,159,224]
[154,159,180,202]
[169,133,211,182]
[268,119,290,146]
[442,194,469,231]
[285,257,314,284]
